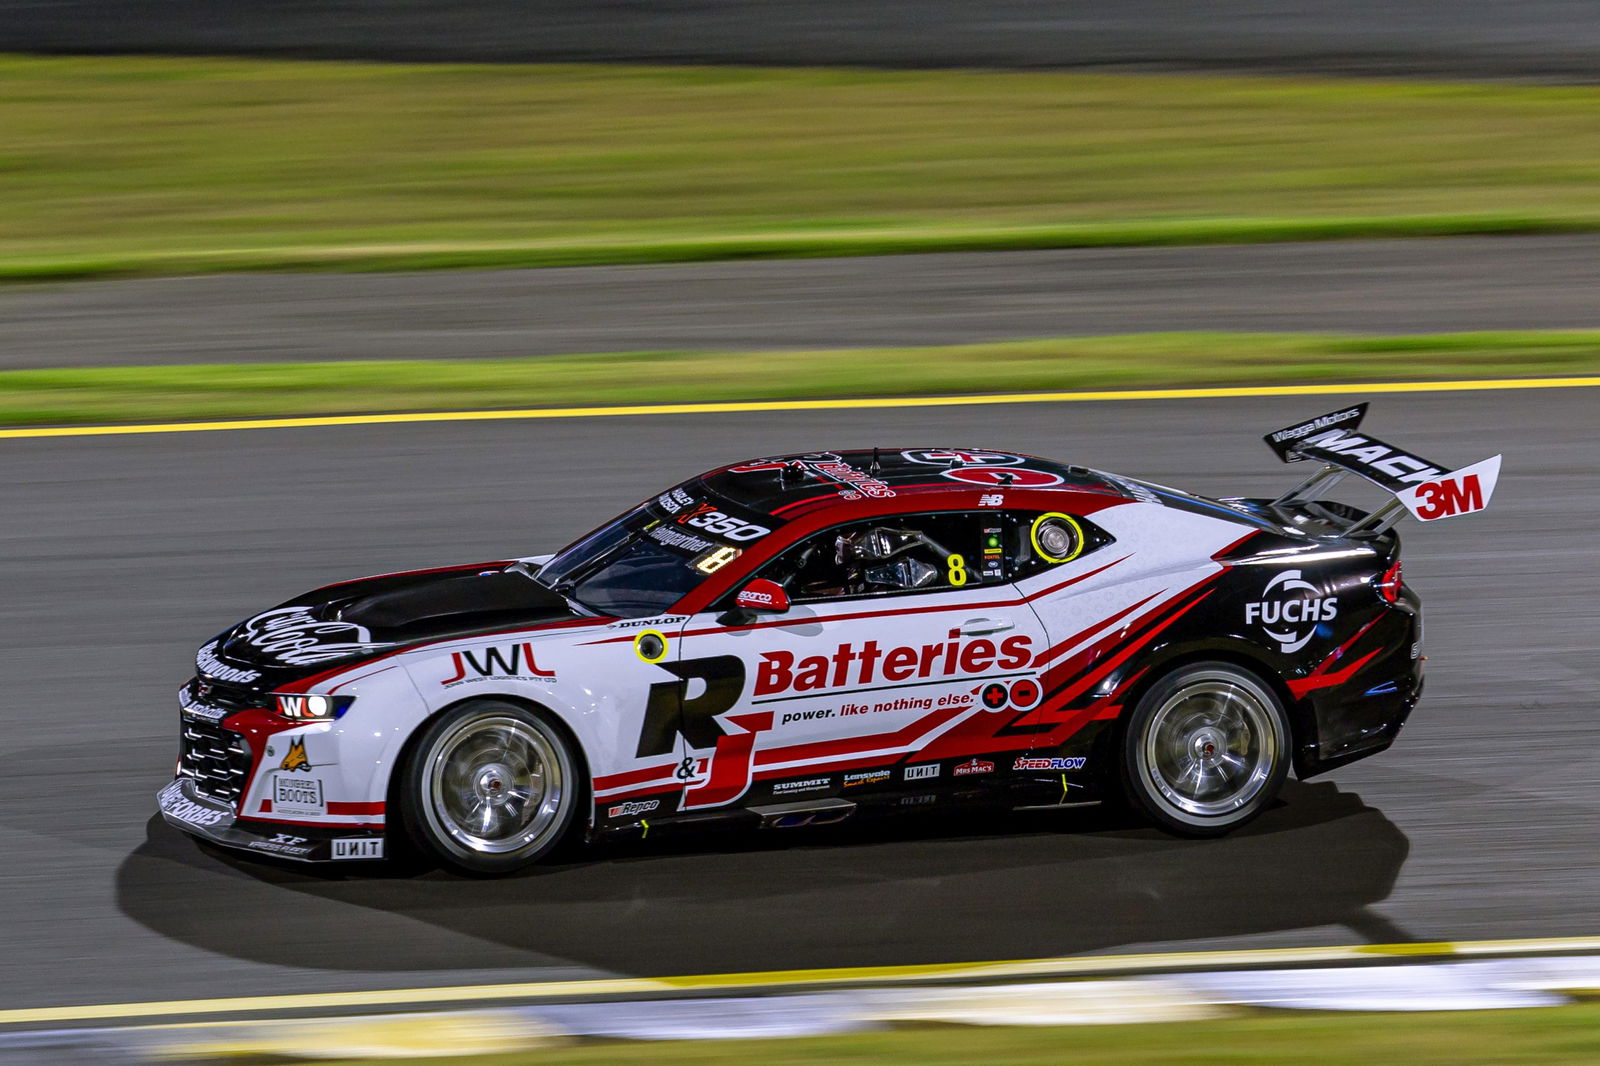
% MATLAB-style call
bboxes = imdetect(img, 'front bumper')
[157,777,386,863]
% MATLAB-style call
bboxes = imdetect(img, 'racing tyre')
[1120,662,1289,837]
[400,699,582,874]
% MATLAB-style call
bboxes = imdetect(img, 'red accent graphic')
[735,579,790,613]
[253,800,385,820]
[1016,579,1223,751]
[440,642,555,685]
[594,762,681,792]
[1287,617,1386,698]
[1288,649,1381,698]
[683,711,772,809]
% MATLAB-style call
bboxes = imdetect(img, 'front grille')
[192,676,269,712]
[179,719,253,806]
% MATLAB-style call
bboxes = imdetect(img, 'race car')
[159,404,1500,873]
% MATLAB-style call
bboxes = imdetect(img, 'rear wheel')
[400,699,582,874]
[1120,662,1289,837]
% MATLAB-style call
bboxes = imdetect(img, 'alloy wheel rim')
[425,714,566,855]
[1140,678,1276,819]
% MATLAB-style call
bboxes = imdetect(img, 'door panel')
[673,587,1050,810]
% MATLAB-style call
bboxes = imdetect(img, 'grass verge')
[303,1005,1600,1066]
[4,55,1600,279]
[3,331,1599,427]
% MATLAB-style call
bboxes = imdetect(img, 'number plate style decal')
[273,775,326,816]
[333,838,385,860]
[1397,455,1502,522]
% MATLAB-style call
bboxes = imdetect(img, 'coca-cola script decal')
[237,607,386,666]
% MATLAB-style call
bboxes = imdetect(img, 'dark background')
[3,0,1598,79]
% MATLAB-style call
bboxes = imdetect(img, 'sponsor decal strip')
[5,937,1599,1025]
[756,713,984,776]
[5,377,1597,440]
[754,673,1062,774]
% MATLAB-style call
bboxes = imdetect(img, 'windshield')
[536,485,775,617]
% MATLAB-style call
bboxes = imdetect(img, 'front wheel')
[399,699,582,874]
[1120,662,1290,837]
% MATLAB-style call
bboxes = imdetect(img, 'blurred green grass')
[4,55,1600,278]
[303,1004,1600,1066]
[4,331,1599,426]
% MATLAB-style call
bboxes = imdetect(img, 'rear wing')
[1264,403,1501,533]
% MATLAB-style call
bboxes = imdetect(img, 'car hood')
[207,563,584,681]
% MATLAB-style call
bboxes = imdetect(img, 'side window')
[764,512,1009,603]
[1007,510,1114,582]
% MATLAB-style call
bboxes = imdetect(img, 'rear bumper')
[157,777,386,863]
[1295,592,1424,778]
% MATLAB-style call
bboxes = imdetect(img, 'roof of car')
[696,448,1134,521]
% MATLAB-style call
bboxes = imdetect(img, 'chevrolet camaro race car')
[160,404,1500,873]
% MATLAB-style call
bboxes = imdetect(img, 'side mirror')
[734,579,790,614]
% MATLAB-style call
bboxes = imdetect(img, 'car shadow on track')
[115,779,1411,977]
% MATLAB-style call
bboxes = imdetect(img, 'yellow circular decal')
[1030,512,1085,564]
[634,629,669,664]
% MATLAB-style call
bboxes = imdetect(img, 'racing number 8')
[947,553,968,587]
[695,546,740,574]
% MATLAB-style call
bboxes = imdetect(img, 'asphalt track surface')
[1,385,1596,1013]
[6,236,1600,370]
[3,1,1598,80]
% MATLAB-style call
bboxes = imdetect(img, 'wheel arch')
[1105,639,1312,779]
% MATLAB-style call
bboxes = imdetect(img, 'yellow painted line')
[3,935,1599,1028]
[0,979,670,1028]
[2,375,1598,440]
